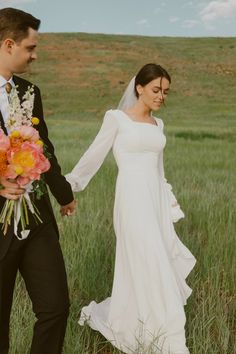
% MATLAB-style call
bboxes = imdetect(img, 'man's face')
[9,27,38,74]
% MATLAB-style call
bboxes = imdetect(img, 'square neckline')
[120,110,159,127]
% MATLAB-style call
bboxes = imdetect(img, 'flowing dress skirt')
[79,166,196,354]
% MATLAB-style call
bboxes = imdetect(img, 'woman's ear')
[136,84,143,97]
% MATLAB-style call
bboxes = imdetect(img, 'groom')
[0,8,76,354]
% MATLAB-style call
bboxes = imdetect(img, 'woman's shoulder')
[103,109,125,122]
[153,116,164,130]
[101,109,123,130]
[105,109,123,116]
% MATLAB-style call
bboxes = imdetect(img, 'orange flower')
[0,151,8,176]
[10,136,24,148]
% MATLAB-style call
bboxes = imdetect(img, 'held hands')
[0,177,25,200]
[60,199,77,217]
[0,177,77,216]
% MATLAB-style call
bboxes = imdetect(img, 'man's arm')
[33,85,75,212]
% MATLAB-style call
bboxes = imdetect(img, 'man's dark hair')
[0,7,40,43]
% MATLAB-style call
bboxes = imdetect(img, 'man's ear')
[2,38,15,53]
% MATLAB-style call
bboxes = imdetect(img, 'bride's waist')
[117,163,159,175]
[115,153,159,169]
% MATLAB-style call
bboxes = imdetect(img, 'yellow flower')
[15,166,24,175]
[36,140,43,147]
[11,130,20,138]
[12,151,35,170]
[31,117,40,125]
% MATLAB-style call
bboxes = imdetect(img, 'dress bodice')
[66,109,184,223]
[112,110,166,172]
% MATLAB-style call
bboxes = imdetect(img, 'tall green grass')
[8,33,236,353]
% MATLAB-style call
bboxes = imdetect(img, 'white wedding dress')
[66,109,196,354]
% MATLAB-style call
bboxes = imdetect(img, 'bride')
[66,63,196,354]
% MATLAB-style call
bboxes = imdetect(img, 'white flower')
[6,85,35,132]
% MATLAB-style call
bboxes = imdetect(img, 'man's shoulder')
[13,75,40,91]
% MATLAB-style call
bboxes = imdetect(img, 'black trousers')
[0,222,70,354]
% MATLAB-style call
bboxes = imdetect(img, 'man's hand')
[60,199,76,217]
[0,177,25,200]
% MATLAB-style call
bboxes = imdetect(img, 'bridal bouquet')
[0,85,50,239]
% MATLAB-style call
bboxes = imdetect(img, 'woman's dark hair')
[134,63,171,98]
[0,8,40,43]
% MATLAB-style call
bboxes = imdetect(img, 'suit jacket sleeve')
[33,85,74,206]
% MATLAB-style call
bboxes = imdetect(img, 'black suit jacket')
[0,75,74,260]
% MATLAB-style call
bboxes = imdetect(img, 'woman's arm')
[157,118,185,223]
[66,110,118,192]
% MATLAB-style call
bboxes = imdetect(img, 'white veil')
[117,76,138,110]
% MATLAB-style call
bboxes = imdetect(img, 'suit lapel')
[0,105,8,135]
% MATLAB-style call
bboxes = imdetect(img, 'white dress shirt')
[0,75,15,131]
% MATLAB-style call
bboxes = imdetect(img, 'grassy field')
[9,33,236,353]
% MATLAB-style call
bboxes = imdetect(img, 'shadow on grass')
[174,131,234,141]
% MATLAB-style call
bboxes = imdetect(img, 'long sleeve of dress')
[157,118,185,223]
[65,110,118,192]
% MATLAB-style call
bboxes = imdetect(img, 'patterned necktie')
[0,82,12,134]
[5,82,12,94]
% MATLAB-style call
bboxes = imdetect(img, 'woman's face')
[137,77,170,111]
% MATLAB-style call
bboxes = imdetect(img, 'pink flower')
[5,140,51,185]
[17,176,31,186]
[17,126,40,142]
[0,129,10,150]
